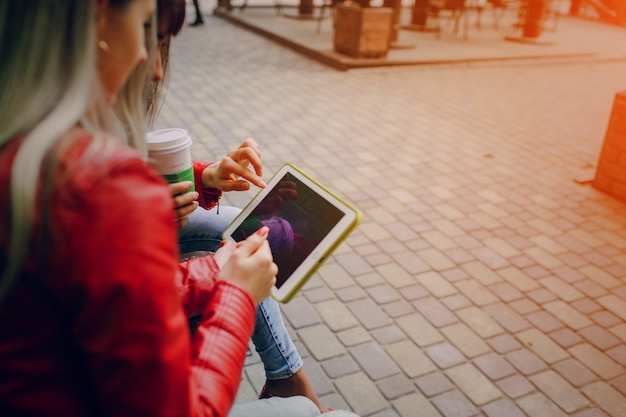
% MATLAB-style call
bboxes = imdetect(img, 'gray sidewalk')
[157,4,626,416]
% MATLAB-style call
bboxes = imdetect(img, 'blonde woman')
[0,1,321,416]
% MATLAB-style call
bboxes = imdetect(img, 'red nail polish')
[219,240,226,247]
[255,226,269,237]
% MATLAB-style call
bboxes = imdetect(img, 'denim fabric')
[253,296,303,379]
[179,205,303,379]
[177,205,242,254]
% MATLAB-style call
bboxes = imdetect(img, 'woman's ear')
[95,0,110,39]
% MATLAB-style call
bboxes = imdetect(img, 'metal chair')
[429,0,470,39]
[316,0,344,32]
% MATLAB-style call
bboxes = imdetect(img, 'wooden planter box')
[333,5,393,58]
[593,91,626,202]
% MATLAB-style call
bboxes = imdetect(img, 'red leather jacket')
[0,128,255,417]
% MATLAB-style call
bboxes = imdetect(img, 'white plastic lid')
[146,128,191,152]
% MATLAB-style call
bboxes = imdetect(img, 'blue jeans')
[179,206,303,380]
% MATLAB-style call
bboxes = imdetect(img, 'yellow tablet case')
[225,163,362,303]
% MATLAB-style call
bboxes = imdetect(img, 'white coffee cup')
[146,128,195,192]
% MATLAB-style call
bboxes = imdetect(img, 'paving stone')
[303,359,335,396]
[483,303,531,333]
[482,237,522,259]
[371,325,409,346]
[335,285,368,302]
[553,265,586,283]
[610,323,626,343]
[529,370,589,413]
[376,374,416,400]
[321,355,360,379]
[336,326,372,347]
[368,409,401,417]
[473,352,516,381]
[488,282,524,303]
[421,230,458,251]
[590,310,623,328]
[612,374,626,396]
[572,408,610,417]
[571,298,603,315]
[574,279,609,298]
[392,251,432,276]
[516,328,570,364]
[440,294,472,311]
[424,342,466,370]
[355,272,386,288]
[517,392,568,417]
[454,280,499,307]
[303,286,335,303]
[385,340,437,378]
[319,392,351,414]
[376,263,417,289]
[549,328,585,349]
[393,393,443,417]
[487,333,522,354]
[335,372,388,416]
[580,265,623,290]
[543,300,594,331]
[582,381,626,417]
[552,358,598,387]
[349,341,401,381]
[445,363,502,405]
[416,248,456,272]
[579,325,622,350]
[441,268,471,283]
[414,297,458,328]
[317,263,357,290]
[455,306,504,339]
[482,398,526,417]
[415,372,455,397]
[416,271,458,298]
[498,266,541,292]
[526,310,564,333]
[298,324,346,361]
[335,252,374,277]
[347,298,391,330]
[383,300,415,319]
[461,261,504,286]
[367,284,403,305]
[280,297,322,329]
[597,294,626,321]
[607,345,626,366]
[496,374,536,399]
[398,284,430,301]
[441,323,492,358]
[396,313,444,347]
[505,348,549,375]
[527,287,559,304]
[315,299,360,332]
[509,298,541,315]
[539,275,585,302]
[431,390,479,417]
[568,343,623,380]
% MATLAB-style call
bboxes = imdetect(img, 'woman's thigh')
[178,205,241,254]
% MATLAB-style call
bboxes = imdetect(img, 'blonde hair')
[113,11,158,159]
[0,0,151,299]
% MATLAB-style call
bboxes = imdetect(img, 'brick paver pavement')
[156,8,626,416]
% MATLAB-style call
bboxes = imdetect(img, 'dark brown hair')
[147,0,186,123]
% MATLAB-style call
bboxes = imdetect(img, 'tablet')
[222,164,362,303]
